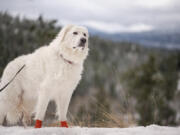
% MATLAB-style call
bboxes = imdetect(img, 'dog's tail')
[0,64,26,92]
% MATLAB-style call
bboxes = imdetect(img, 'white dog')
[0,25,89,128]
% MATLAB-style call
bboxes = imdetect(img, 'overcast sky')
[0,0,180,33]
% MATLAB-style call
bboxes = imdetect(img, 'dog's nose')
[80,38,86,44]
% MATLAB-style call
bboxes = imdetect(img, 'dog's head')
[52,25,89,64]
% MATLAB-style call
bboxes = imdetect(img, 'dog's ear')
[58,25,74,43]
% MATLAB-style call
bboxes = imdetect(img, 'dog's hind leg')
[0,101,7,125]
[0,92,10,125]
[6,97,23,125]
[0,96,16,125]
[0,114,5,125]
[6,109,22,125]
[0,82,7,125]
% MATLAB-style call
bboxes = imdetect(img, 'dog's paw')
[35,119,42,128]
[60,121,68,128]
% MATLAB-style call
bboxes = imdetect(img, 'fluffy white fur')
[0,25,89,125]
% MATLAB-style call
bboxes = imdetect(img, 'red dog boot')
[60,121,68,128]
[35,120,42,128]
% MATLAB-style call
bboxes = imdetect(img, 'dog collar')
[60,54,73,65]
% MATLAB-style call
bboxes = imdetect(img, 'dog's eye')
[83,33,86,37]
[73,32,78,35]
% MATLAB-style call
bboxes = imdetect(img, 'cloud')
[136,0,173,8]
[82,21,153,33]
[0,0,179,33]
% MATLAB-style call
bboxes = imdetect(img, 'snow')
[0,125,180,135]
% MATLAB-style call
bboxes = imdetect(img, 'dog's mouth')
[79,43,85,49]
[79,42,85,47]
[73,43,86,50]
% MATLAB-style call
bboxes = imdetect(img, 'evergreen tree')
[122,54,177,125]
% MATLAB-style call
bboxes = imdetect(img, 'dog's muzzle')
[79,38,86,47]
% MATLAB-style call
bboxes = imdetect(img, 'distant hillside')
[88,27,180,50]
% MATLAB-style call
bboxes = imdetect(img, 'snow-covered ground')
[0,125,180,135]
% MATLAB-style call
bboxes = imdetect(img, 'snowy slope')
[0,125,180,135]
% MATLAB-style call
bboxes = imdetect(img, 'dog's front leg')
[34,90,50,128]
[56,91,73,128]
